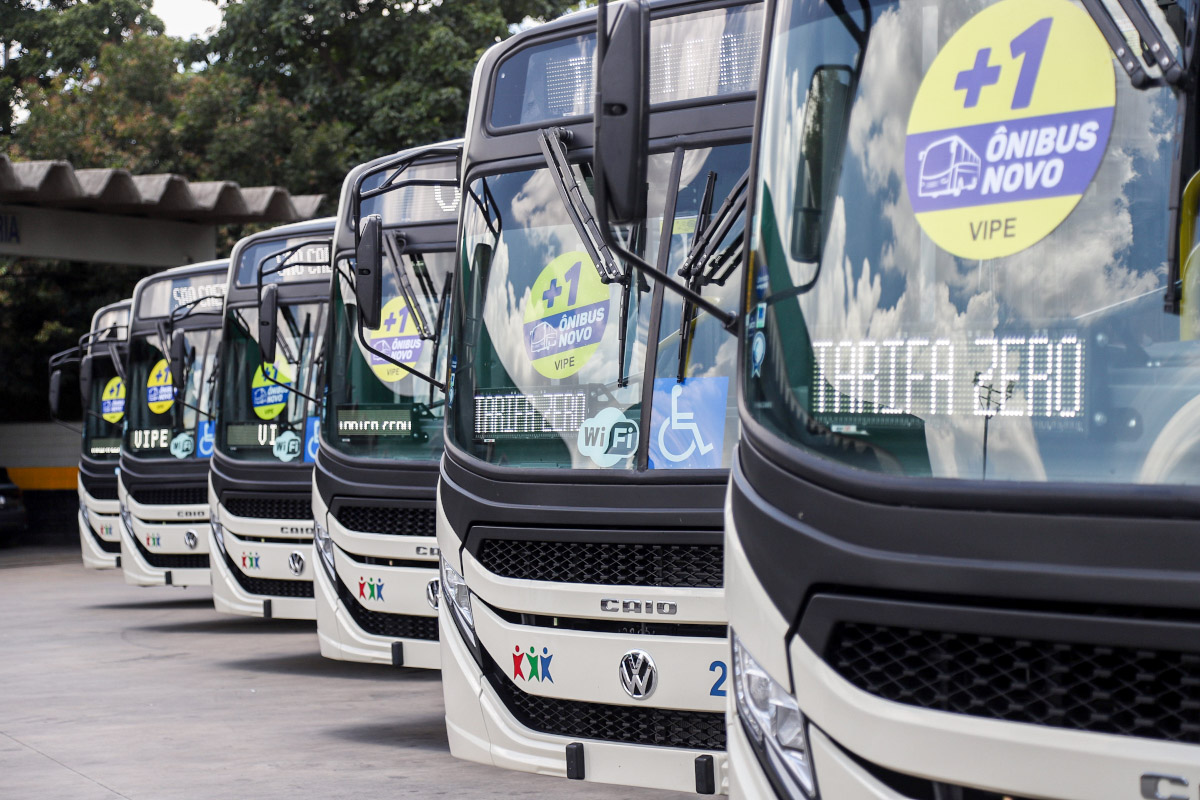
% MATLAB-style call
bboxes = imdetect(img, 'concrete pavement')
[0,545,695,799]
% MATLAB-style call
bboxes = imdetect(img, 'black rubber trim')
[695,755,716,795]
[339,549,437,570]
[730,435,1200,628]
[566,743,585,780]
[217,546,314,598]
[90,528,121,554]
[128,532,209,570]
[799,595,1200,657]
[487,602,727,638]
[332,571,439,641]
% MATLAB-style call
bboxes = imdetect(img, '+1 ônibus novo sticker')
[146,359,175,415]
[523,251,609,379]
[905,0,1116,260]
[252,363,292,421]
[101,376,126,424]
[366,296,425,383]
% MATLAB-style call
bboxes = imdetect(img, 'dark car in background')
[0,468,29,535]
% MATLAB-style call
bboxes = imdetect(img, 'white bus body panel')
[117,476,210,587]
[312,486,440,668]
[78,480,121,570]
[438,493,730,794]
[207,477,315,620]
[724,502,1200,799]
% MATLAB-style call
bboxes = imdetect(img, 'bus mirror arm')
[537,127,622,282]
[353,313,445,392]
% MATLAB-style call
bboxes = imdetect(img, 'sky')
[151,0,223,39]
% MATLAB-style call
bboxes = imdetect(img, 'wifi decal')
[577,407,639,468]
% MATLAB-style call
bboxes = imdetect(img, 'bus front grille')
[483,652,725,750]
[475,538,722,588]
[334,505,435,537]
[828,621,1200,745]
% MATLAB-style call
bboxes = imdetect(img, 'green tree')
[0,0,163,135]
[13,33,351,198]
[209,0,582,160]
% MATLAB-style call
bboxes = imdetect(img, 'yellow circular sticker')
[905,0,1115,260]
[145,358,175,415]
[101,376,126,424]
[366,296,426,383]
[251,363,292,421]
[523,251,609,379]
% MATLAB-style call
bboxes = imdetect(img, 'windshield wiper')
[427,272,453,406]
[537,126,622,282]
[382,234,439,341]
[1081,1,1200,313]
[1081,0,1188,89]
[538,126,738,330]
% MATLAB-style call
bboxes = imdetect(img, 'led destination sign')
[336,406,414,436]
[475,390,587,440]
[811,333,1085,420]
[88,438,121,456]
[226,422,280,448]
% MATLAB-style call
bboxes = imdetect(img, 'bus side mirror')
[169,333,186,393]
[49,369,64,420]
[356,214,384,330]
[793,64,854,263]
[594,0,650,227]
[259,283,279,365]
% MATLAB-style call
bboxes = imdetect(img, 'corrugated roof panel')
[0,155,323,223]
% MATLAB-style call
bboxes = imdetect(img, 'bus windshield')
[124,328,220,459]
[745,0,1195,485]
[324,250,455,460]
[449,143,750,470]
[84,354,124,460]
[216,302,325,464]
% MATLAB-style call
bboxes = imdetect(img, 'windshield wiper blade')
[383,233,435,340]
[679,170,749,285]
[1081,0,1189,89]
[537,126,623,283]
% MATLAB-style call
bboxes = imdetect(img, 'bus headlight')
[119,504,133,536]
[313,520,335,579]
[440,556,475,645]
[210,520,226,554]
[732,633,816,799]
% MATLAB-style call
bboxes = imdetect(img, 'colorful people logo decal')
[904,0,1115,260]
[146,359,175,415]
[251,363,291,421]
[366,296,425,383]
[101,376,126,424]
[358,576,385,602]
[512,645,554,683]
[523,251,609,379]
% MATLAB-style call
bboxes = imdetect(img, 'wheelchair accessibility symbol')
[649,377,728,470]
[304,415,320,463]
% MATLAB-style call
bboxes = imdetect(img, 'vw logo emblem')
[184,530,198,550]
[425,578,440,611]
[288,551,305,576]
[618,649,657,700]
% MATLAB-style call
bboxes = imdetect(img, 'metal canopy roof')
[0,155,324,223]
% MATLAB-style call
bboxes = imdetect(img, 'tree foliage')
[1,0,582,421]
